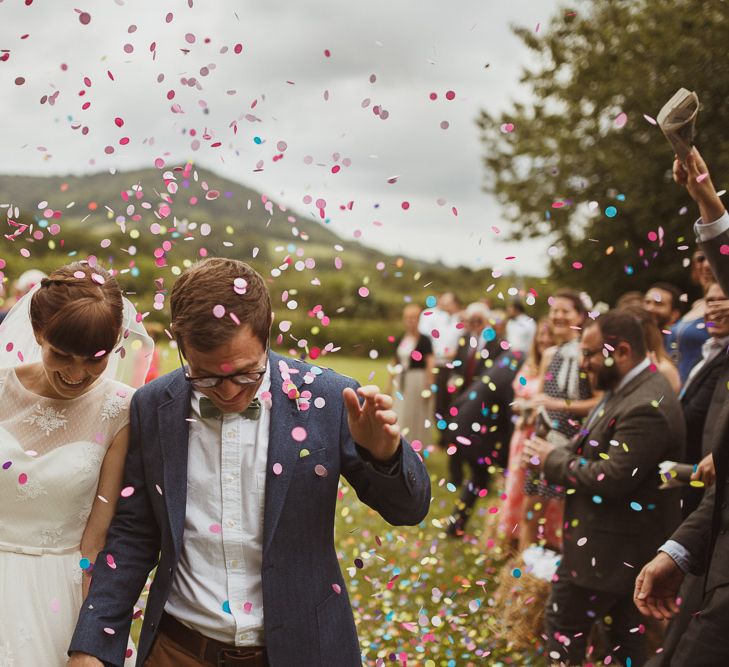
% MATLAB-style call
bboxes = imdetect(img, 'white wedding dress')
[0,366,134,666]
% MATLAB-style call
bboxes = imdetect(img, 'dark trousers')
[670,583,729,666]
[645,573,704,666]
[434,366,452,441]
[546,575,646,666]
[448,454,491,532]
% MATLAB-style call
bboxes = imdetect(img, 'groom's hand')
[67,653,103,666]
[343,385,401,462]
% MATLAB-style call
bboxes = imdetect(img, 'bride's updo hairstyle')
[29,262,124,359]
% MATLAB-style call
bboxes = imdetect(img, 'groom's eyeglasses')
[177,346,268,390]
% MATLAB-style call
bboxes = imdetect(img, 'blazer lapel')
[263,353,312,554]
[157,369,193,559]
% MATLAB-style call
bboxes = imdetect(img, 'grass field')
[135,349,549,665]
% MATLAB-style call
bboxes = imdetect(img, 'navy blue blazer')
[69,352,431,666]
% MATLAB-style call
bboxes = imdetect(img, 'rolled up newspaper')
[657,88,699,161]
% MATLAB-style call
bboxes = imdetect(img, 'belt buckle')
[217,649,245,667]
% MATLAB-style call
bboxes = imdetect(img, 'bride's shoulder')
[95,378,135,414]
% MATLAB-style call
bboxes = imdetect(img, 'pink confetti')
[120,486,134,498]
[315,464,328,477]
[78,11,91,25]
[614,112,628,128]
[50,598,61,613]
[212,304,226,318]
[106,554,117,569]
[272,462,283,475]
[209,523,222,534]
[332,583,342,594]
[445,90,456,100]
[358,287,369,298]
[291,426,307,442]
[18,473,28,485]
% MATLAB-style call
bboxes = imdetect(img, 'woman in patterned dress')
[500,317,556,549]
[519,289,600,551]
[0,262,149,666]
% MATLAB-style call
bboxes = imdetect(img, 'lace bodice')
[0,366,133,551]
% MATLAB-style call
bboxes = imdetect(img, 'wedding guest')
[500,318,559,550]
[520,289,598,549]
[635,147,729,666]
[622,305,681,393]
[525,311,685,667]
[69,258,430,667]
[505,299,536,354]
[616,290,646,310]
[449,302,501,403]
[391,303,435,445]
[447,301,496,487]
[644,282,683,334]
[678,281,729,517]
[419,291,462,441]
[666,251,715,383]
[641,282,729,665]
[445,348,524,537]
[0,262,152,667]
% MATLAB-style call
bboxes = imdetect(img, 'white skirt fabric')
[0,548,136,666]
[393,368,433,445]
[0,548,84,666]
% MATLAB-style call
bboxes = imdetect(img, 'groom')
[68,258,431,667]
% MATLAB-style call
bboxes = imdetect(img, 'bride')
[0,261,153,666]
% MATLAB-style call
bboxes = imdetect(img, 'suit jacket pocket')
[291,446,328,477]
[315,589,361,667]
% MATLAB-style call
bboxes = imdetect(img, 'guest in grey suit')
[635,148,729,666]
[524,310,685,666]
[68,258,431,667]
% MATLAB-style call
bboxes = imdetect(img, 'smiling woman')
[0,261,145,667]
[23,264,124,398]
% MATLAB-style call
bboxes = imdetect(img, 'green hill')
[0,165,538,356]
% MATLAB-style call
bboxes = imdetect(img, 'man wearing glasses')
[69,258,431,667]
[523,310,685,666]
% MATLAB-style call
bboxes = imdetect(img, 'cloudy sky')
[0,0,561,274]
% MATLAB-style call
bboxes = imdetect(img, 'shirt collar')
[616,356,651,392]
[702,334,729,359]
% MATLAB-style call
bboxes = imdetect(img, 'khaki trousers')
[144,631,206,667]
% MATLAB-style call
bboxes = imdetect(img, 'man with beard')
[644,282,683,334]
[523,310,685,666]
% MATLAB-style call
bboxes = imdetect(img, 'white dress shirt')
[694,210,729,241]
[506,314,536,353]
[418,308,461,365]
[165,369,271,646]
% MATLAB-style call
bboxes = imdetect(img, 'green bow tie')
[198,396,262,421]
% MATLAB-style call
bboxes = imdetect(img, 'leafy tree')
[479,0,729,305]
